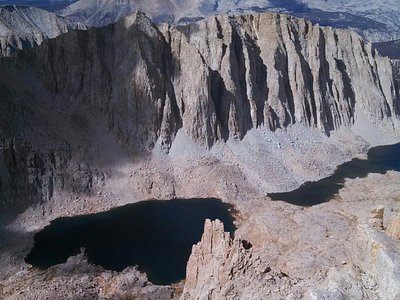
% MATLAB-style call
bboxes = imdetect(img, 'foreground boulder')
[182,219,292,299]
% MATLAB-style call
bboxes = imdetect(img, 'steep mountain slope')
[0,5,85,56]
[1,11,399,217]
[1,11,400,299]
[59,0,400,41]
[30,12,399,149]
[57,0,182,24]
[302,0,400,41]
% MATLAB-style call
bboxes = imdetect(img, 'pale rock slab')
[369,206,385,229]
[387,213,400,240]
[182,219,292,300]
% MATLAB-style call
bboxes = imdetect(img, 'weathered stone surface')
[26,12,182,153]
[182,219,286,300]
[0,138,69,216]
[357,227,400,300]
[0,249,174,299]
[15,12,400,151]
[170,14,399,146]
[387,213,400,240]
[0,137,107,220]
[305,267,373,300]
[183,219,234,299]
[369,206,384,229]
[392,59,400,107]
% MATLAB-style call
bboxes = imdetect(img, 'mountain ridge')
[9,11,400,152]
[0,5,85,56]
[59,0,400,42]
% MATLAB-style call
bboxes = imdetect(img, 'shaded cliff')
[26,13,182,152]
[0,61,104,219]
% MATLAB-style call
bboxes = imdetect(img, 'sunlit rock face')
[0,5,85,57]
[182,219,272,300]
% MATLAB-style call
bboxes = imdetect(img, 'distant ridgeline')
[1,0,400,58]
[0,5,85,56]
[58,0,400,42]
[0,0,77,11]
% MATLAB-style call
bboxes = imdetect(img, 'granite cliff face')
[0,5,85,57]
[183,219,281,300]
[0,138,69,217]
[169,14,399,144]
[0,11,399,218]
[27,13,182,152]
[23,12,399,149]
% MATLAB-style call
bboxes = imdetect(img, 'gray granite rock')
[23,12,400,151]
[0,5,86,57]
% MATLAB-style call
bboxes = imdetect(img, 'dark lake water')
[269,143,400,206]
[25,198,236,285]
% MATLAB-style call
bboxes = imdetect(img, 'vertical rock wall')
[24,12,399,150]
